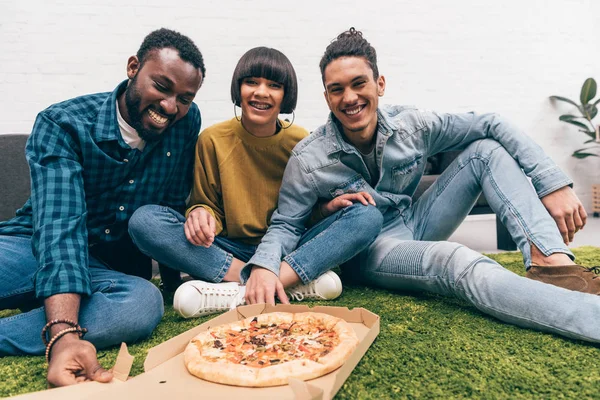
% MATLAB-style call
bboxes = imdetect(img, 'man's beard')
[124,77,164,143]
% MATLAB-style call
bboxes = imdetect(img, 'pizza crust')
[293,312,340,330]
[255,359,326,387]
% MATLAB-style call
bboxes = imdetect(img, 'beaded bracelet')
[41,319,84,346]
[45,327,84,363]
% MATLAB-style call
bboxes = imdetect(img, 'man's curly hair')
[319,27,378,83]
[137,28,206,78]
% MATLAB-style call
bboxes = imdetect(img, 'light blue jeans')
[0,235,164,355]
[359,139,600,342]
[129,203,383,284]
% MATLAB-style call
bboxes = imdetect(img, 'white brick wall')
[1,0,598,208]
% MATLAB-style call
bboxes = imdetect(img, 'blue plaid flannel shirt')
[0,81,200,298]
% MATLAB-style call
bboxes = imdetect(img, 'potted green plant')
[550,77,600,158]
[550,77,600,217]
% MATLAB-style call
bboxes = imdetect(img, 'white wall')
[1,0,598,208]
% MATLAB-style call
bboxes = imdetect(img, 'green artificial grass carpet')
[2,247,600,399]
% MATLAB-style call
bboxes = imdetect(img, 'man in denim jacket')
[244,28,600,343]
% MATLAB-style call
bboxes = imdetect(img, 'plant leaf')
[579,103,598,120]
[549,96,579,107]
[580,78,597,104]
[594,98,600,106]
[572,151,598,159]
[559,115,585,121]
[562,118,591,130]
[584,138,596,144]
[578,129,596,139]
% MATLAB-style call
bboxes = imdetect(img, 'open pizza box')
[14,304,379,400]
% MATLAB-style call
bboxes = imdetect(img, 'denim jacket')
[243,105,572,280]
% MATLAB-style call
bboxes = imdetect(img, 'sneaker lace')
[197,286,244,312]
[286,281,318,302]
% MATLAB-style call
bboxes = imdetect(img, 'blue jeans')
[0,235,164,355]
[129,203,383,284]
[360,139,600,342]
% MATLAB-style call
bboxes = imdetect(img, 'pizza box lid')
[13,304,379,400]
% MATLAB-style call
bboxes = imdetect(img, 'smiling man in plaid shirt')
[0,28,205,387]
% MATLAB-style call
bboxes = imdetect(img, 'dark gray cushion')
[414,174,438,201]
[0,134,30,221]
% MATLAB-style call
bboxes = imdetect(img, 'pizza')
[183,311,359,387]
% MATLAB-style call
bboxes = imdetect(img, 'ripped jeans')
[359,139,600,343]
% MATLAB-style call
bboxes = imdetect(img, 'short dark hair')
[230,47,298,114]
[137,28,206,78]
[319,27,378,84]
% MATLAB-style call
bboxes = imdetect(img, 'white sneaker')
[286,271,343,301]
[173,280,246,318]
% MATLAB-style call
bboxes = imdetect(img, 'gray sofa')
[0,134,515,250]
[0,134,30,222]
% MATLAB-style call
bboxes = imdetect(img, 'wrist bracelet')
[41,319,84,346]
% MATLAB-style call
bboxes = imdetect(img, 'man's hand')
[46,333,112,387]
[184,207,216,247]
[320,191,376,218]
[44,293,110,387]
[245,266,289,306]
[541,186,587,244]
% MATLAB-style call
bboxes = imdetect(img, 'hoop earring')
[281,110,295,129]
[233,104,242,122]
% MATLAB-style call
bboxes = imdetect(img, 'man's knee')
[128,205,168,248]
[0,235,38,307]
[129,204,159,233]
[424,241,487,284]
[463,138,505,161]
[373,240,483,281]
[118,278,164,341]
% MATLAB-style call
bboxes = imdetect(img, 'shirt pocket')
[329,174,369,198]
[391,153,423,189]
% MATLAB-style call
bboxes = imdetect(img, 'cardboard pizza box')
[11,343,134,400]
[13,304,379,400]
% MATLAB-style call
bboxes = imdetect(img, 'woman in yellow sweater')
[130,47,382,317]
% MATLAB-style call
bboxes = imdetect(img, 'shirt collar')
[92,80,129,143]
[323,108,395,155]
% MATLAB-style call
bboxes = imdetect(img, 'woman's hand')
[184,207,216,247]
[244,266,289,305]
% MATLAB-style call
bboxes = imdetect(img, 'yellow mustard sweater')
[186,118,308,245]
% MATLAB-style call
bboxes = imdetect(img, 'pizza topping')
[193,313,350,369]
[249,336,266,346]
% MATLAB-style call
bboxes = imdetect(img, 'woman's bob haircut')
[230,47,298,114]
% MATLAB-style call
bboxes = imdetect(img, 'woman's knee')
[344,204,384,238]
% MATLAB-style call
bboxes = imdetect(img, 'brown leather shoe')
[526,265,600,294]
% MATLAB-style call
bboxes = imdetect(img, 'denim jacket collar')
[324,108,397,156]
